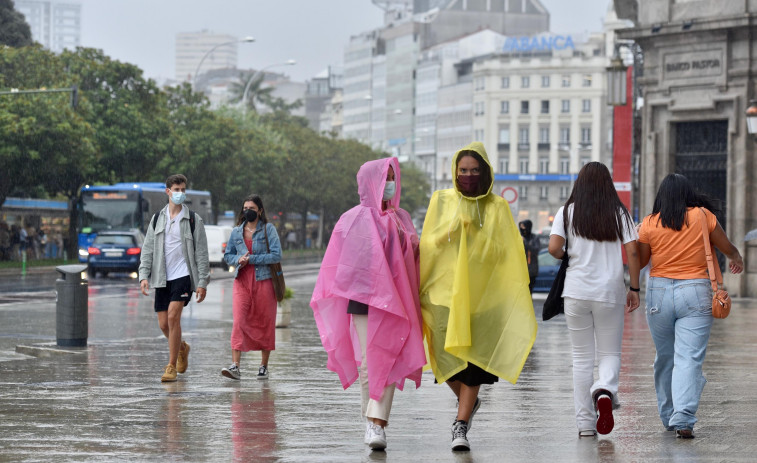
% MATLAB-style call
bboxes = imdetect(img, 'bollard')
[55,264,89,347]
[21,250,26,277]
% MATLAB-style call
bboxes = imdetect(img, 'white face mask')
[383,181,396,201]
[171,192,186,205]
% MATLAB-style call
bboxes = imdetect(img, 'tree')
[0,0,32,47]
[397,162,431,216]
[227,72,274,113]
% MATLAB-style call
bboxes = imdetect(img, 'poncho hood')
[452,141,493,200]
[310,157,424,400]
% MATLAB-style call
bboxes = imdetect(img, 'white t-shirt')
[164,205,190,281]
[550,205,637,304]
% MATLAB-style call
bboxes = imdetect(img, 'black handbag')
[542,209,569,321]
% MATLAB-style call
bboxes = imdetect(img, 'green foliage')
[398,162,431,215]
[0,0,32,47]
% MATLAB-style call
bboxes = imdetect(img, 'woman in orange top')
[638,173,743,439]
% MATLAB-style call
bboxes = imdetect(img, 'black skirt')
[440,363,498,387]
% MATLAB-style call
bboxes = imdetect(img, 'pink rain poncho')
[310,157,425,400]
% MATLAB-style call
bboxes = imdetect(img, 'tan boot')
[177,341,190,374]
[161,364,178,382]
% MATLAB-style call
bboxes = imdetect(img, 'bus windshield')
[79,191,141,232]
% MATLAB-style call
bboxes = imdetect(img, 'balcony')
[517,143,530,151]
[537,143,550,151]
[497,143,510,151]
[558,143,571,151]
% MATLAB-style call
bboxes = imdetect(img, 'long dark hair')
[564,162,632,242]
[651,173,719,230]
[236,194,268,226]
[455,150,492,197]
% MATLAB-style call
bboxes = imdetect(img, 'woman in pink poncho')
[310,157,424,451]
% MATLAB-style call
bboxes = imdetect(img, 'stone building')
[614,0,757,296]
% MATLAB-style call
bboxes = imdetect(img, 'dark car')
[532,248,562,292]
[87,230,144,277]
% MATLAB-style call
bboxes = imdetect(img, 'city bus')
[77,183,213,262]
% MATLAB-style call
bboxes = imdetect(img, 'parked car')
[532,248,562,292]
[204,225,233,270]
[87,230,144,277]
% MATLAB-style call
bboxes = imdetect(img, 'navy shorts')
[154,275,193,312]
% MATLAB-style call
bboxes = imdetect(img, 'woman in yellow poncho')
[420,142,537,451]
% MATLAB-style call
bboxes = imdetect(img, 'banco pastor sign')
[663,49,723,80]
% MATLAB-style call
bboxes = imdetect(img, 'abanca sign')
[503,35,576,53]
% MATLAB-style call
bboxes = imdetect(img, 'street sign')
[501,186,519,218]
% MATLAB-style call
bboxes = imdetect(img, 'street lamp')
[192,36,255,91]
[241,59,296,115]
[606,54,628,106]
[746,100,757,137]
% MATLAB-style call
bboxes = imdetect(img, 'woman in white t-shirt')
[548,161,641,437]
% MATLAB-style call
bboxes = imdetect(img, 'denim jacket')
[224,220,282,280]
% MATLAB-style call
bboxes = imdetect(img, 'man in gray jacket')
[139,174,210,382]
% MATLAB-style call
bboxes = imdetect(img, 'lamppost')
[241,59,296,115]
[745,100,757,138]
[192,36,255,91]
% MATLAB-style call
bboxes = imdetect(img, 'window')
[500,101,509,114]
[561,100,570,113]
[498,128,510,144]
[501,76,510,88]
[582,74,592,87]
[560,127,571,144]
[519,157,529,174]
[521,76,530,88]
[474,129,484,141]
[519,185,528,200]
[499,159,509,173]
[519,127,529,144]
[541,75,550,88]
[539,186,549,200]
[520,101,529,114]
[541,100,549,114]
[539,158,549,174]
[582,99,591,113]
[475,101,485,116]
[559,186,569,199]
[561,75,571,87]
[581,127,592,144]
[539,127,549,144]
[559,158,570,174]
[474,76,485,91]
[581,156,591,166]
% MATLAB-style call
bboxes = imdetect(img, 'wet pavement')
[1,264,757,462]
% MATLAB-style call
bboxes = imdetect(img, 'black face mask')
[520,228,527,237]
[244,209,258,223]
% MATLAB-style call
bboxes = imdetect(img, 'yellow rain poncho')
[420,142,537,384]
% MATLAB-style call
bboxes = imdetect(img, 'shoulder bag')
[699,208,730,318]
[263,223,286,302]
[543,208,569,321]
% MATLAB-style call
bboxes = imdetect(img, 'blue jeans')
[645,277,713,431]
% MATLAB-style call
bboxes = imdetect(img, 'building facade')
[615,0,757,296]
[15,0,81,53]
[175,31,238,83]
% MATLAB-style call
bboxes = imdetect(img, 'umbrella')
[745,228,757,242]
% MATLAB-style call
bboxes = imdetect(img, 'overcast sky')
[75,0,612,84]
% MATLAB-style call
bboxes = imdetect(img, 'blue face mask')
[171,192,186,205]
[383,181,396,201]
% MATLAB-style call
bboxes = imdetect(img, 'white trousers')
[353,314,395,423]
[564,297,624,431]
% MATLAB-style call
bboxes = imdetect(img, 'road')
[1,264,756,462]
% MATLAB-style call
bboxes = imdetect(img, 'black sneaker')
[221,364,241,380]
[451,420,470,451]
[257,365,269,380]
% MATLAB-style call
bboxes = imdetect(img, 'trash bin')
[55,264,89,347]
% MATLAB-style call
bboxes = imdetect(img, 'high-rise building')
[15,0,81,53]
[176,31,238,83]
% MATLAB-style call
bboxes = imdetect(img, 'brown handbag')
[263,223,286,302]
[699,208,731,318]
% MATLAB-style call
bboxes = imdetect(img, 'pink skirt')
[231,265,277,351]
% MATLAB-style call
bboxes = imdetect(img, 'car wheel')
[101,271,109,278]
[87,267,96,278]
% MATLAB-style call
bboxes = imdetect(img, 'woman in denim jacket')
[221,194,282,380]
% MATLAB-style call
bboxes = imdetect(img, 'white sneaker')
[366,422,387,450]
[221,364,241,380]
[364,421,371,444]
[451,420,470,451]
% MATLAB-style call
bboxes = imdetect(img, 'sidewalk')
[1,270,757,461]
